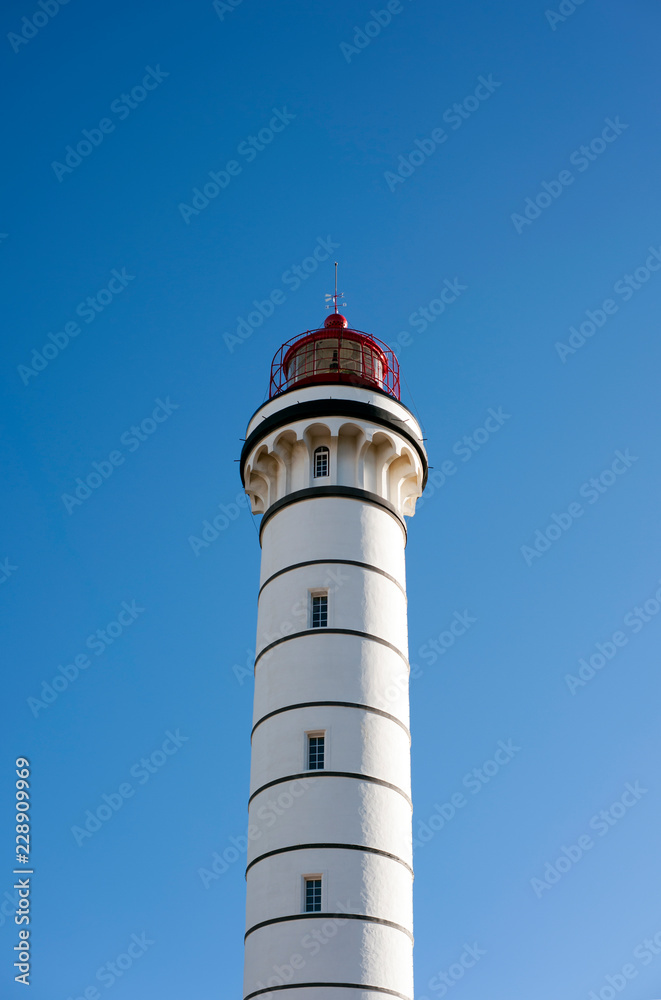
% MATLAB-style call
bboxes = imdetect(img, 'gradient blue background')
[2,0,661,997]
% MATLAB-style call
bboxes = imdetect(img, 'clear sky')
[2,0,661,997]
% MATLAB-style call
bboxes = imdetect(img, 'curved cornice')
[241,398,428,490]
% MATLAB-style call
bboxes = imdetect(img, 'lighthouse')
[240,293,428,1000]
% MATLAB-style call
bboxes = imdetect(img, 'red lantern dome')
[269,313,400,400]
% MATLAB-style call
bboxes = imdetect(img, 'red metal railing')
[269,328,400,400]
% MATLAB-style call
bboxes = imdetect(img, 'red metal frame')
[269,328,400,400]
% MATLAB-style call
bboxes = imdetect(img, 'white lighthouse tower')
[240,292,428,1000]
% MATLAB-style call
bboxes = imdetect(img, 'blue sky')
[2,0,661,997]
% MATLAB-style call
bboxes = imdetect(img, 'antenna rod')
[324,263,344,314]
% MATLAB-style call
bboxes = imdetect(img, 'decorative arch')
[336,422,362,487]
[243,415,425,517]
[304,422,332,486]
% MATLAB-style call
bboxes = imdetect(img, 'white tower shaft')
[241,350,427,1000]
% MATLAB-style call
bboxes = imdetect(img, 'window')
[304,877,322,912]
[311,594,328,628]
[307,734,325,770]
[314,446,329,478]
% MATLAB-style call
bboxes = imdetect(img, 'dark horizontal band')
[258,558,406,600]
[244,982,412,1000]
[249,770,412,807]
[241,397,428,491]
[258,486,407,544]
[245,911,413,943]
[255,628,409,669]
[245,842,413,877]
[251,701,410,741]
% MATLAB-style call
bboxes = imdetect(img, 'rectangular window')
[311,594,328,628]
[314,447,329,478]
[307,734,325,770]
[304,877,322,912]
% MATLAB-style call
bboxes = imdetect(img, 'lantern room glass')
[285,336,384,385]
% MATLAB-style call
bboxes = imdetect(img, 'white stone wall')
[247,779,412,870]
[256,563,408,657]
[244,922,413,1000]
[245,849,413,928]
[242,387,426,1000]
[250,706,411,796]
[252,635,411,732]
[259,499,407,589]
